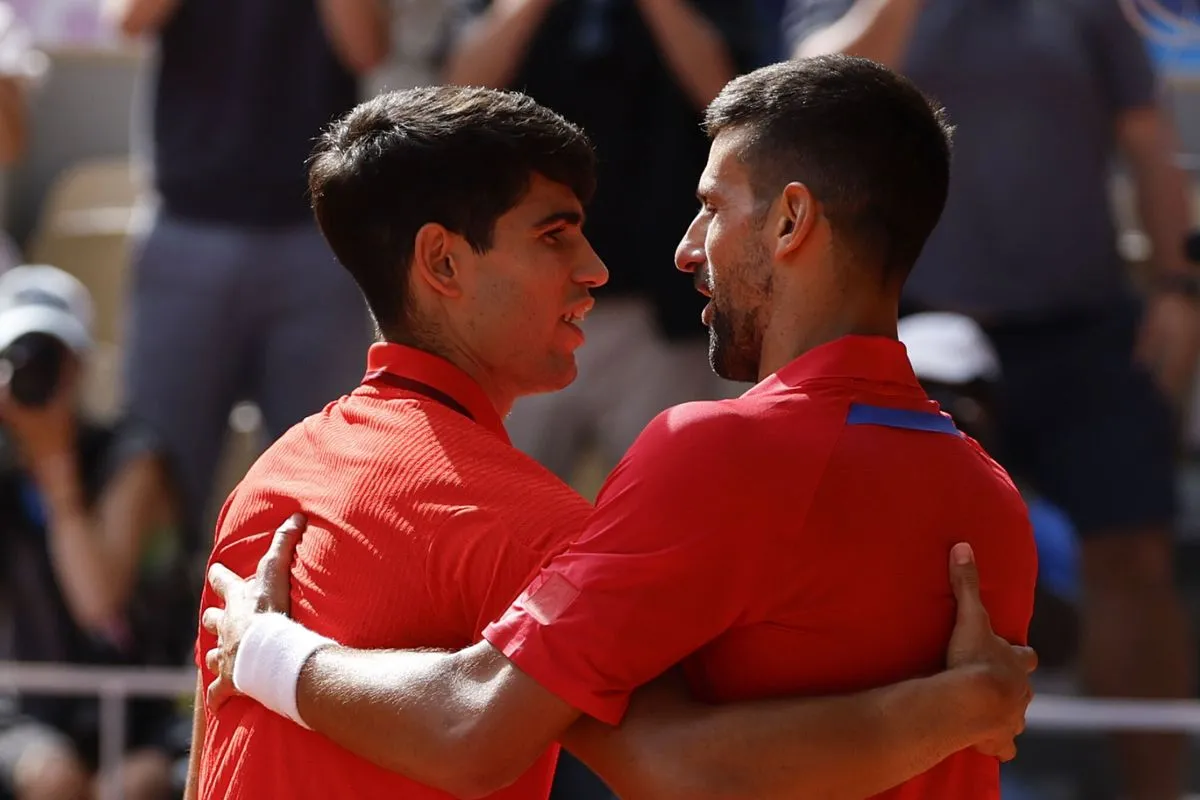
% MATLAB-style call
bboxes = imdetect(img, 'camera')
[0,332,67,408]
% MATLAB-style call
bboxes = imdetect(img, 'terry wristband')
[231,613,336,729]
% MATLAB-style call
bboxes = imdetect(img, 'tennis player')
[201,56,1037,800]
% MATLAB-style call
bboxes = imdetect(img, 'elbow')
[432,724,531,800]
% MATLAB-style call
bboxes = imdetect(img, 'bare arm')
[317,0,391,75]
[103,0,181,37]
[441,0,554,88]
[36,452,175,634]
[294,640,579,799]
[564,666,1011,800]
[0,78,24,167]
[794,0,923,68]
[635,0,738,110]
[1120,106,1193,278]
[182,677,206,800]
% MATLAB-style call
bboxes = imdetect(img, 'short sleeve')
[1087,0,1158,112]
[483,403,778,725]
[782,0,856,54]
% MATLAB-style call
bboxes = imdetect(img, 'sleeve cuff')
[483,615,630,727]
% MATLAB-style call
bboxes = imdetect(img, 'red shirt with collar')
[195,344,592,800]
[484,335,1037,800]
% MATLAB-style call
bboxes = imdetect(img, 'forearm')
[34,456,130,631]
[794,0,922,68]
[317,0,390,75]
[1128,124,1193,276]
[104,0,180,37]
[294,640,556,797]
[636,0,737,110]
[569,668,996,800]
[183,679,205,800]
[0,78,25,167]
[441,0,554,88]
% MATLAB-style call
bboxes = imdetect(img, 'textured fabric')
[485,336,1037,800]
[196,343,592,800]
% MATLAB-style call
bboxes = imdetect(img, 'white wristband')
[231,613,336,729]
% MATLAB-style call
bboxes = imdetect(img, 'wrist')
[231,613,337,729]
[947,664,1010,744]
[1151,270,1200,301]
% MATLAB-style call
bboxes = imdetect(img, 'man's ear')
[411,222,463,298]
[775,182,817,260]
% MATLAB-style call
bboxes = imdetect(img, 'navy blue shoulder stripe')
[845,403,961,436]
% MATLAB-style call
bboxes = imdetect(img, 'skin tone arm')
[203,521,1035,800]
[634,0,738,110]
[0,77,24,167]
[103,0,181,37]
[441,0,556,88]
[792,0,923,68]
[317,0,391,75]
[1119,106,1200,406]
[0,369,177,634]
[182,677,205,800]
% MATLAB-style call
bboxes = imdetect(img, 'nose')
[675,214,706,275]
[575,240,609,288]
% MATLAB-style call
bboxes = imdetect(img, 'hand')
[944,543,1037,762]
[1135,289,1200,407]
[0,360,78,466]
[201,513,307,710]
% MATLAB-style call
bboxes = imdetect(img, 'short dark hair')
[704,55,953,282]
[308,85,597,335]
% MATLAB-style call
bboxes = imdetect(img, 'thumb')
[949,542,988,628]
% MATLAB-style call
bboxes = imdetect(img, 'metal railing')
[0,663,194,800]
[3,662,1200,798]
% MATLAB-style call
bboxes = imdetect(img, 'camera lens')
[0,332,66,408]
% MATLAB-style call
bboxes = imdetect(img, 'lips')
[561,298,594,325]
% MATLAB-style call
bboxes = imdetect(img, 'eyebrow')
[532,210,585,230]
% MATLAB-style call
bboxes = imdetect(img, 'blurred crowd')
[0,0,1198,798]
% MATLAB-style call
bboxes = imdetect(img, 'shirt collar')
[744,335,923,397]
[361,343,510,444]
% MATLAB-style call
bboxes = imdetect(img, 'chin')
[533,359,578,394]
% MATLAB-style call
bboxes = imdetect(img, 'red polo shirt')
[196,344,592,800]
[485,335,1037,799]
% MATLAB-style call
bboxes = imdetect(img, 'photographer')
[0,265,192,800]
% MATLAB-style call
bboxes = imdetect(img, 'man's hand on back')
[201,513,307,709]
[944,542,1037,760]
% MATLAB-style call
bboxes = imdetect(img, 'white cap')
[898,312,1001,385]
[0,265,93,354]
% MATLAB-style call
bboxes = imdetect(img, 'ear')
[411,222,464,299]
[774,182,818,260]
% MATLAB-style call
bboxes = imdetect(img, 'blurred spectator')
[0,265,192,800]
[441,0,761,488]
[0,2,42,276]
[787,2,1198,798]
[105,0,390,547]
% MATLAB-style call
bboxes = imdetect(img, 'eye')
[542,227,567,244]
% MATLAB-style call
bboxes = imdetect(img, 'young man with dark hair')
[203,57,1037,799]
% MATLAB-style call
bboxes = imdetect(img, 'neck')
[385,326,517,417]
[757,286,899,380]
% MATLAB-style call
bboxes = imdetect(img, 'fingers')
[207,563,241,600]
[1012,644,1039,674]
[206,675,235,712]
[205,647,219,675]
[201,606,223,636]
[948,542,989,629]
[255,514,306,592]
